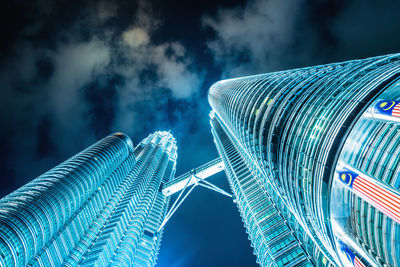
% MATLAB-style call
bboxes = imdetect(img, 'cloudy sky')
[1,0,400,266]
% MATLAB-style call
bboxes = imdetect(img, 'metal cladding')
[209,54,400,266]
[0,131,177,266]
[162,157,224,196]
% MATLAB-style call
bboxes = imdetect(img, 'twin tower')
[1,53,400,266]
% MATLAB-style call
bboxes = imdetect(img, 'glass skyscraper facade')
[1,53,400,267]
[0,131,177,266]
[209,54,400,266]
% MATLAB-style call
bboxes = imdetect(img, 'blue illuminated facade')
[209,54,400,266]
[2,53,400,267]
[0,131,177,266]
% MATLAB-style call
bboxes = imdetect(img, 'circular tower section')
[209,53,400,266]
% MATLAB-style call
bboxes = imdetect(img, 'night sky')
[1,0,400,266]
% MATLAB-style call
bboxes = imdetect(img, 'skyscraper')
[209,54,400,266]
[0,131,177,266]
[2,53,400,267]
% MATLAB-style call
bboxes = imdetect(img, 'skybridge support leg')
[158,158,232,232]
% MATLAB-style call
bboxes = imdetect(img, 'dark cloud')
[0,0,205,189]
[0,1,232,264]
[331,0,400,59]
[203,0,312,76]
[0,0,399,266]
[203,0,400,78]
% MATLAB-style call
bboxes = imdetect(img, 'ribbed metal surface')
[331,82,400,266]
[209,53,400,266]
[211,117,318,266]
[0,131,177,267]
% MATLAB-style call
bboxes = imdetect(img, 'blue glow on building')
[1,53,400,266]
[0,131,177,266]
[208,53,400,266]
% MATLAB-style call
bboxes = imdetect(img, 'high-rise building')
[208,54,400,266]
[2,53,400,267]
[0,131,177,266]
